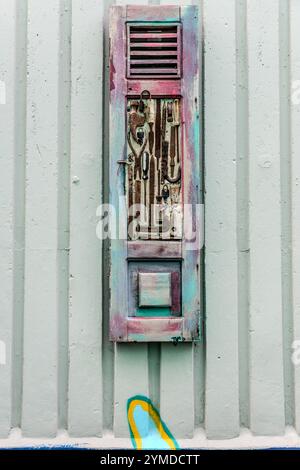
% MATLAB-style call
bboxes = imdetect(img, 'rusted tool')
[167,101,173,122]
[128,163,134,231]
[149,155,156,233]
[135,179,141,235]
[142,151,149,180]
[174,99,180,163]
[148,99,155,124]
[162,184,169,201]
[164,166,181,184]
[128,163,133,206]
[128,100,146,144]
[148,103,154,156]
[148,123,154,156]
[174,99,180,125]
[161,140,169,182]
[170,184,180,204]
[161,102,167,142]
[155,100,161,162]
[127,131,137,159]
[175,127,179,164]
[170,126,176,178]
[157,169,161,200]
[143,178,147,220]
[138,99,145,113]
[137,127,145,146]
[129,127,148,180]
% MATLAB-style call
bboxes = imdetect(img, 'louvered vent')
[127,23,181,79]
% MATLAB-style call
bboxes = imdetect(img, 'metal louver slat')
[127,23,181,79]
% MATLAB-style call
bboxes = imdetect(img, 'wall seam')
[102,0,115,433]
[236,0,250,428]
[12,0,28,429]
[57,0,72,430]
[279,0,294,426]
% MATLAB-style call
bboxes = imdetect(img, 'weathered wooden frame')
[109,5,200,342]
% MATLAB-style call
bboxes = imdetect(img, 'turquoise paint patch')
[183,277,197,304]
[133,406,171,450]
[127,395,179,450]
[136,307,171,317]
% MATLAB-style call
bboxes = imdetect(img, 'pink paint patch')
[110,59,116,92]
[110,314,127,340]
[128,318,182,335]
[127,79,181,97]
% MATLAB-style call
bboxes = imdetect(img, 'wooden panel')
[139,273,172,307]
[160,0,198,5]
[127,5,180,21]
[21,0,60,436]
[114,344,149,437]
[109,6,128,341]
[204,0,239,438]
[68,0,103,437]
[0,0,15,437]
[130,60,178,64]
[181,5,201,341]
[248,0,285,435]
[126,97,182,241]
[128,241,182,258]
[116,0,149,4]
[128,80,181,97]
[160,344,194,438]
[131,50,178,56]
[290,0,300,434]
[127,318,182,342]
[130,67,178,74]
[130,33,178,39]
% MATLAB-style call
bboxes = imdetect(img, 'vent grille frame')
[127,22,182,79]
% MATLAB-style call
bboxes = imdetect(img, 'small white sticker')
[0,81,6,104]
[0,340,6,365]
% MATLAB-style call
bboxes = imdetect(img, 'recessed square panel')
[128,260,181,317]
[139,272,171,308]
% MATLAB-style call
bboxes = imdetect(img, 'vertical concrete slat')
[247,0,285,435]
[160,345,194,438]
[22,0,60,436]
[68,0,103,436]
[204,0,240,438]
[290,0,300,434]
[114,344,149,437]
[0,0,16,437]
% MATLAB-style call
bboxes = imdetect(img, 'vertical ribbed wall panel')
[0,0,16,438]
[22,0,61,437]
[0,0,298,441]
[68,0,103,437]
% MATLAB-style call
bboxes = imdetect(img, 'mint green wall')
[0,0,299,442]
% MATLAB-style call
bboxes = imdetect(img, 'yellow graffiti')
[127,396,178,450]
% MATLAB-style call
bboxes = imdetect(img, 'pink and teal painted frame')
[109,5,201,342]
